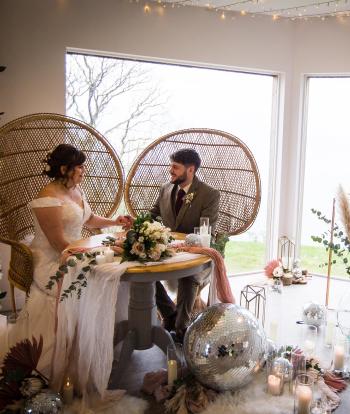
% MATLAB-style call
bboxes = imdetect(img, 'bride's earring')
[59,166,70,188]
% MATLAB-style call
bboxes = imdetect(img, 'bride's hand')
[111,240,124,255]
[115,215,134,230]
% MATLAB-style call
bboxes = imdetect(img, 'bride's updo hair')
[43,144,86,182]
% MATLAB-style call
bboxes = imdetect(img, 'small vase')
[272,278,283,294]
[294,374,313,414]
[282,272,293,286]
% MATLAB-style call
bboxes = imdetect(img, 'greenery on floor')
[224,240,350,278]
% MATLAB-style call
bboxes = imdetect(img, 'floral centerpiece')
[264,259,294,286]
[122,213,175,263]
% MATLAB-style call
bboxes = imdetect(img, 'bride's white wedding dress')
[2,196,92,375]
[0,192,154,413]
[2,197,135,405]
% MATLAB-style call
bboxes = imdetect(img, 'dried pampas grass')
[337,185,350,240]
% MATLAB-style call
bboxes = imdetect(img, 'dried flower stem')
[338,185,350,241]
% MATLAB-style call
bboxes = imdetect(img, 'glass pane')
[301,77,350,278]
[66,53,274,274]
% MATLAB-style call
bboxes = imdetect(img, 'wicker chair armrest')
[0,237,34,293]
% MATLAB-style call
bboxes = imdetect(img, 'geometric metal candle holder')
[278,236,295,272]
[240,284,266,327]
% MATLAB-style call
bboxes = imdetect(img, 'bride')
[2,144,132,385]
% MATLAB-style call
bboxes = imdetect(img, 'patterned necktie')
[175,189,186,216]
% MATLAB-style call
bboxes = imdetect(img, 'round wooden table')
[68,232,211,383]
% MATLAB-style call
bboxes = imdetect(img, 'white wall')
[1,0,350,309]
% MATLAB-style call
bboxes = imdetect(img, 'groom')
[150,148,220,341]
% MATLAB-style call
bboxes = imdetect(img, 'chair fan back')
[124,128,261,236]
[0,113,124,242]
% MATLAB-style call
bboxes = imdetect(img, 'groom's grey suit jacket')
[150,176,220,234]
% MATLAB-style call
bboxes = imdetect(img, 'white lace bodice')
[28,196,92,292]
[29,196,91,248]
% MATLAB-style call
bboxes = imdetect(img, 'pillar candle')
[269,321,278,342]
[296,385,312,414]
[304,340,315,355]
[334,345,345,371]
[324,321,335,347]
[95,254,107,265]
[267,374,282,396]
[62,378,74,405]
[104,248,115,263]
[167,359,177,387]
[200,234,211,248]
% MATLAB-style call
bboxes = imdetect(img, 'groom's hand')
[115,215,134,230]
[111,240,124,255]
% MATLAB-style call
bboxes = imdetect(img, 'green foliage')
[45,251,98,301]
[211,232,229,258]
[310,208,350,276]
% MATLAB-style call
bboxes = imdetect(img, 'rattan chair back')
[125,128,261,236]
[0,113,124,308]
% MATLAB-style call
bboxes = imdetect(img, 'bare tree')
[66,54,168,167]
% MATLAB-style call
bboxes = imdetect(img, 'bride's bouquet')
[122,213,175,263]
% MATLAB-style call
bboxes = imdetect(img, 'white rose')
[149,246,162,261]
[273,266,284,278]
[132,242,145,255]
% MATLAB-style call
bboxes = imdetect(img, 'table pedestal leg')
[111,329,137,380]
[152,326,174,354]
[112,281,175,383]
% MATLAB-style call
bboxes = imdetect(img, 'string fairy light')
[136,0,350,21]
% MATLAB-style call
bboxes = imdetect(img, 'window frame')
[295,74,350,269]
[66,47,283,269]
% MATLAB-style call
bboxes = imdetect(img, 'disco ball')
[23,389,63,413]
[183,303,267,391]
[185,233,202,247]
[302,302,326,327]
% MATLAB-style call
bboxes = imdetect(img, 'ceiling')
[159,0,350,19]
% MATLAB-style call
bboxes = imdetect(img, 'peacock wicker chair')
[124,128,261,236]
[124,128,261,319]
[0,113,124,313]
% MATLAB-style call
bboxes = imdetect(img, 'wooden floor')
[108,273,350,413]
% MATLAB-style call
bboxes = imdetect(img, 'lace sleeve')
[29,197,63,208]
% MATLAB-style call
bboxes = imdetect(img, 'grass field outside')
[224,240,350,280]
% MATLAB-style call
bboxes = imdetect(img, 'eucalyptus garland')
[45,236,117,302]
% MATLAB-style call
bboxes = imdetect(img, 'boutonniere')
[183,192,195,205]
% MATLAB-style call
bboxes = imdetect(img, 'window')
[66,52,276,274]
[300,77,350,277]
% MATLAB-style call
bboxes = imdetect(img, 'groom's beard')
[172,171,188,186]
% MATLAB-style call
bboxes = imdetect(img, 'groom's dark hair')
[170,149,201,172]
